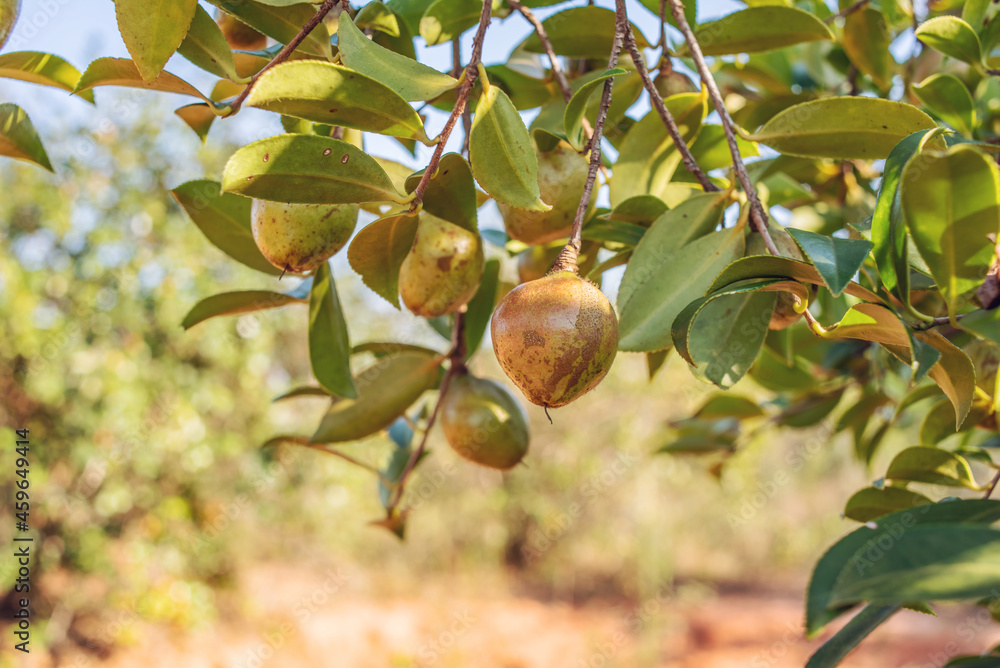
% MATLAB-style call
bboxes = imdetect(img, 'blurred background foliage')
[0,97,890,662]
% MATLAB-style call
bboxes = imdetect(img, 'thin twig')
[658,0,668,51]
[984,468,1000,499]
[223,0,338,117]
[666,0,776,255]
[824,0,871,24]
[910,312,969,331]
[552,0,625,271]
[409,0,493,211]
[622,25,716,192]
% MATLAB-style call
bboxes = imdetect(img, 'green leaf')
[871,129,934,297]
[685,124,760,173]
[246,61,433,144]
[385,0,435,34]
[463,258,500,357]
[403,153,479,231]
[709,255,882,302]
[819,303,910,347]
[355,1,401,37]
[842,8,892,88]
[563,68,628,151]
[347,213,420,308]
[697,394,765,418]
[0,51,95,102]
[844,487,934,522]
[638,0,697,30]
[74,57,214,104]
[338,15,457,102]
[901,146,1000,320]
[831,524,1000,605]
[748,98,937,160]
[177,4,243,82]
[913,74,976,136]
[686,291,779,388]
[273,386,332,402]
[521,6,650,58]
[205,0,332,58]
[806,499,1000,636]
[174,103,216,142]
[311,352,442,443]
[114,0,198,82]
[309,263,357,399]
[170,179,281,275]
[182,290,305,329]
[0,104,53,172]
[604,195,669,225]
[915,16,983,66]
[610,91,708,206]
[618,223,745,352]
[470,82,549,212]
[915,330,977,429]
[221,134,409,205]
[886,446,980,488]
[805,604,901,668]
[960,307,1000,347]
[786,228,873,297]
[682,7,834,56]
[420,0,482,45]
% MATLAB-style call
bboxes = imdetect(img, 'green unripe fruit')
[250,199,358,274]
[215,10,267,51]
[499,142,590,245]
[653,71,698,99]
[491,271,617,408]
[441,374,530,470]
[399,214,484,317]
[0,0,21,50]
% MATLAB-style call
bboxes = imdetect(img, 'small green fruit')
[491,271,617,408]
[499,142,590,245]
[215,10,267,51]
[0,0,21,50]
[441,374,529,470]
[399,214,484,317]
[250,199,358,274]
[653,71,698,99]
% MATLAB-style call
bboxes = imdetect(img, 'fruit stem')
[562,1,626,270]
[408,0,494,212]
[222,0,339,117]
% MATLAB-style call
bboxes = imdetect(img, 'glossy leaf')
[844,487,933,523]
[915,330,977,428]
[174,103,216,142]
[403,153,479,231]
[74,57,214,104]
[114,0,198,82]
[177,4,243,82]
[709,255,882,302]
[469,82,549,211]
[205,0,332,58]
[309,263,357,399]
[686,291,779,388]
[221,134,409,205]
[748,98,937,160]
[355,1,401,37]
[842,8,891,88]
[901,146,1000,320]
[563,68,628,150]
[347,213,420,308]
[338,15,457,102]
[786,228,872,297]
[170,180,281,275]
[182,290,305,330]
[521,6,650,58]
[0,51,94,102]
[886,446,979,488]
[915,16,983,66]
[0,104,53,172]
[246,61,433,144]
[913,74,976,136]
[684,7,834,56]
[311,352,442,443]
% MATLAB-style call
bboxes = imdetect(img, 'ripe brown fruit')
[499,142,590,245]
[215,10,268,51]
[251,199,358,274]
[441,374,529,470]
[399,214,484,317]
[491,271,617,408]
[0,0,21,50]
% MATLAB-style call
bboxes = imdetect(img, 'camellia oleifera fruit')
[491,271,617,408]
[0,0,21,50]
[441,374,529,470]
[399,214,484,317]
[250,199,358,274]
[499,142,590,245]
[215,10,267,51]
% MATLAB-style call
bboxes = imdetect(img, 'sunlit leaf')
[915,16,983,66]
[682,7,833,56]
[347,213,420,308]
[309,263,357,399]
[0,104,53,172]
[182,290,305,329]
[114,0,198,82]
[0,51,94,102]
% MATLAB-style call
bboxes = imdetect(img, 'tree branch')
[408,0,493,211]
[984,467,1000,499]
[223,0,339,117]
[666,0,777,256]
[622,25,717,192]
[824,0,871,24]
